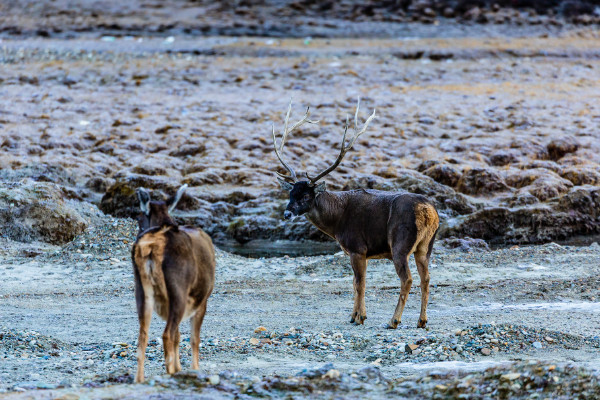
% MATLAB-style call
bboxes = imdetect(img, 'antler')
[272,99,319,182]
[306,98,376,184]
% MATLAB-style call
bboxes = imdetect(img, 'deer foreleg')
[349,253,367,325]
[174,327,182,373]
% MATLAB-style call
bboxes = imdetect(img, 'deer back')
[133,225,215,320]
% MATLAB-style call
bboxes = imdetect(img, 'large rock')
[547,137,579,160]
[99,172,180,217]
[560,167,600,186]
[442,185,600,244]
[421,163,462,187]
[0,180,88,244]
[504,168,573,201]
[457,168,510,195]
[344,170,478,216]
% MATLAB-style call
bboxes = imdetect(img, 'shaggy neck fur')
[305,191,347,238]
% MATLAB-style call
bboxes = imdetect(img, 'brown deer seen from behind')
[273,99,439,329]
[132,184,215,383]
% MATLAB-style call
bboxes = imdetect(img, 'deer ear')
[136,188,151,215]
[167,184,188,214]
[315,182,326,194]
[277,177,294,191]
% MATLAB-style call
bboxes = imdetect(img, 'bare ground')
[0,213,599,397]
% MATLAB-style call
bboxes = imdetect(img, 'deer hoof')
[386,319,399,329]
[417,318,427,329]
[353,315,366,325]
[350,312,357,324]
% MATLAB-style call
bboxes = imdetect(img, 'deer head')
[136,184,188,232]
[273,98,376,219]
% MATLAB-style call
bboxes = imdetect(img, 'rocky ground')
[2,30,600,249]
[0,212,599,398]
[1,1,600,398]
[3,0,600,38]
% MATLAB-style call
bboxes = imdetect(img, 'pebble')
[501,373,521,381]
[323,369,340,379]
[405,344,419,353]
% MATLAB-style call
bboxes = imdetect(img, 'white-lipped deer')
[273,99,439,329]
[132,185,215,383]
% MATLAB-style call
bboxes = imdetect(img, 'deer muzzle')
[283,210,293,220]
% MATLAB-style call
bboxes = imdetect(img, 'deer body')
[303,188,439,327]
[272,100,439,329]
[132,185,215,383]
[307,189,437,258]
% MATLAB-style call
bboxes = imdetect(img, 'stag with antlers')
[273,99,439,329]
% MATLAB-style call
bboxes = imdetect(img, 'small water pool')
[216,239,341,258]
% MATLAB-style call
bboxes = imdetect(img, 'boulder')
[99,172,180,217]
[456,168,510,195]
[0,163,76,186]
[560,167,600,185]
[422,163,462,187]
[0,180,87,244]
[442,185,600,244]
[547,137,579,160]
[527,176,573,201]
[500,190,539,207]
[505,168,561,188]
[343,170,477,216]
[557,185,600,219]
[489,149,520,166]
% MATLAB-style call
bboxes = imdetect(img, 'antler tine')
[306,98,376,184]
[348,97,377,149]
[273,99,319,182]
[272,124,298,182]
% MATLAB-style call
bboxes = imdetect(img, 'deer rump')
[132,225,215,321]
[315,189,438,259]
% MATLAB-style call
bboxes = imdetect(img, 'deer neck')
[305,191,346,238]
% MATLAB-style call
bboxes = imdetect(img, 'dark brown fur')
[286,186,439,328]
[132,187,215,383]
[273,100,438,328]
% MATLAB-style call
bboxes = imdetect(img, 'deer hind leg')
[163,300,185,375]
[415,229,437,328]
[135,283,153,383]
[191,300,208,370]
[349,253,367,325]
[163,321,183,374]
[414,249,430,329]
[387,253,412,329]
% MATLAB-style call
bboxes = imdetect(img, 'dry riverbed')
[0,210,599,398]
